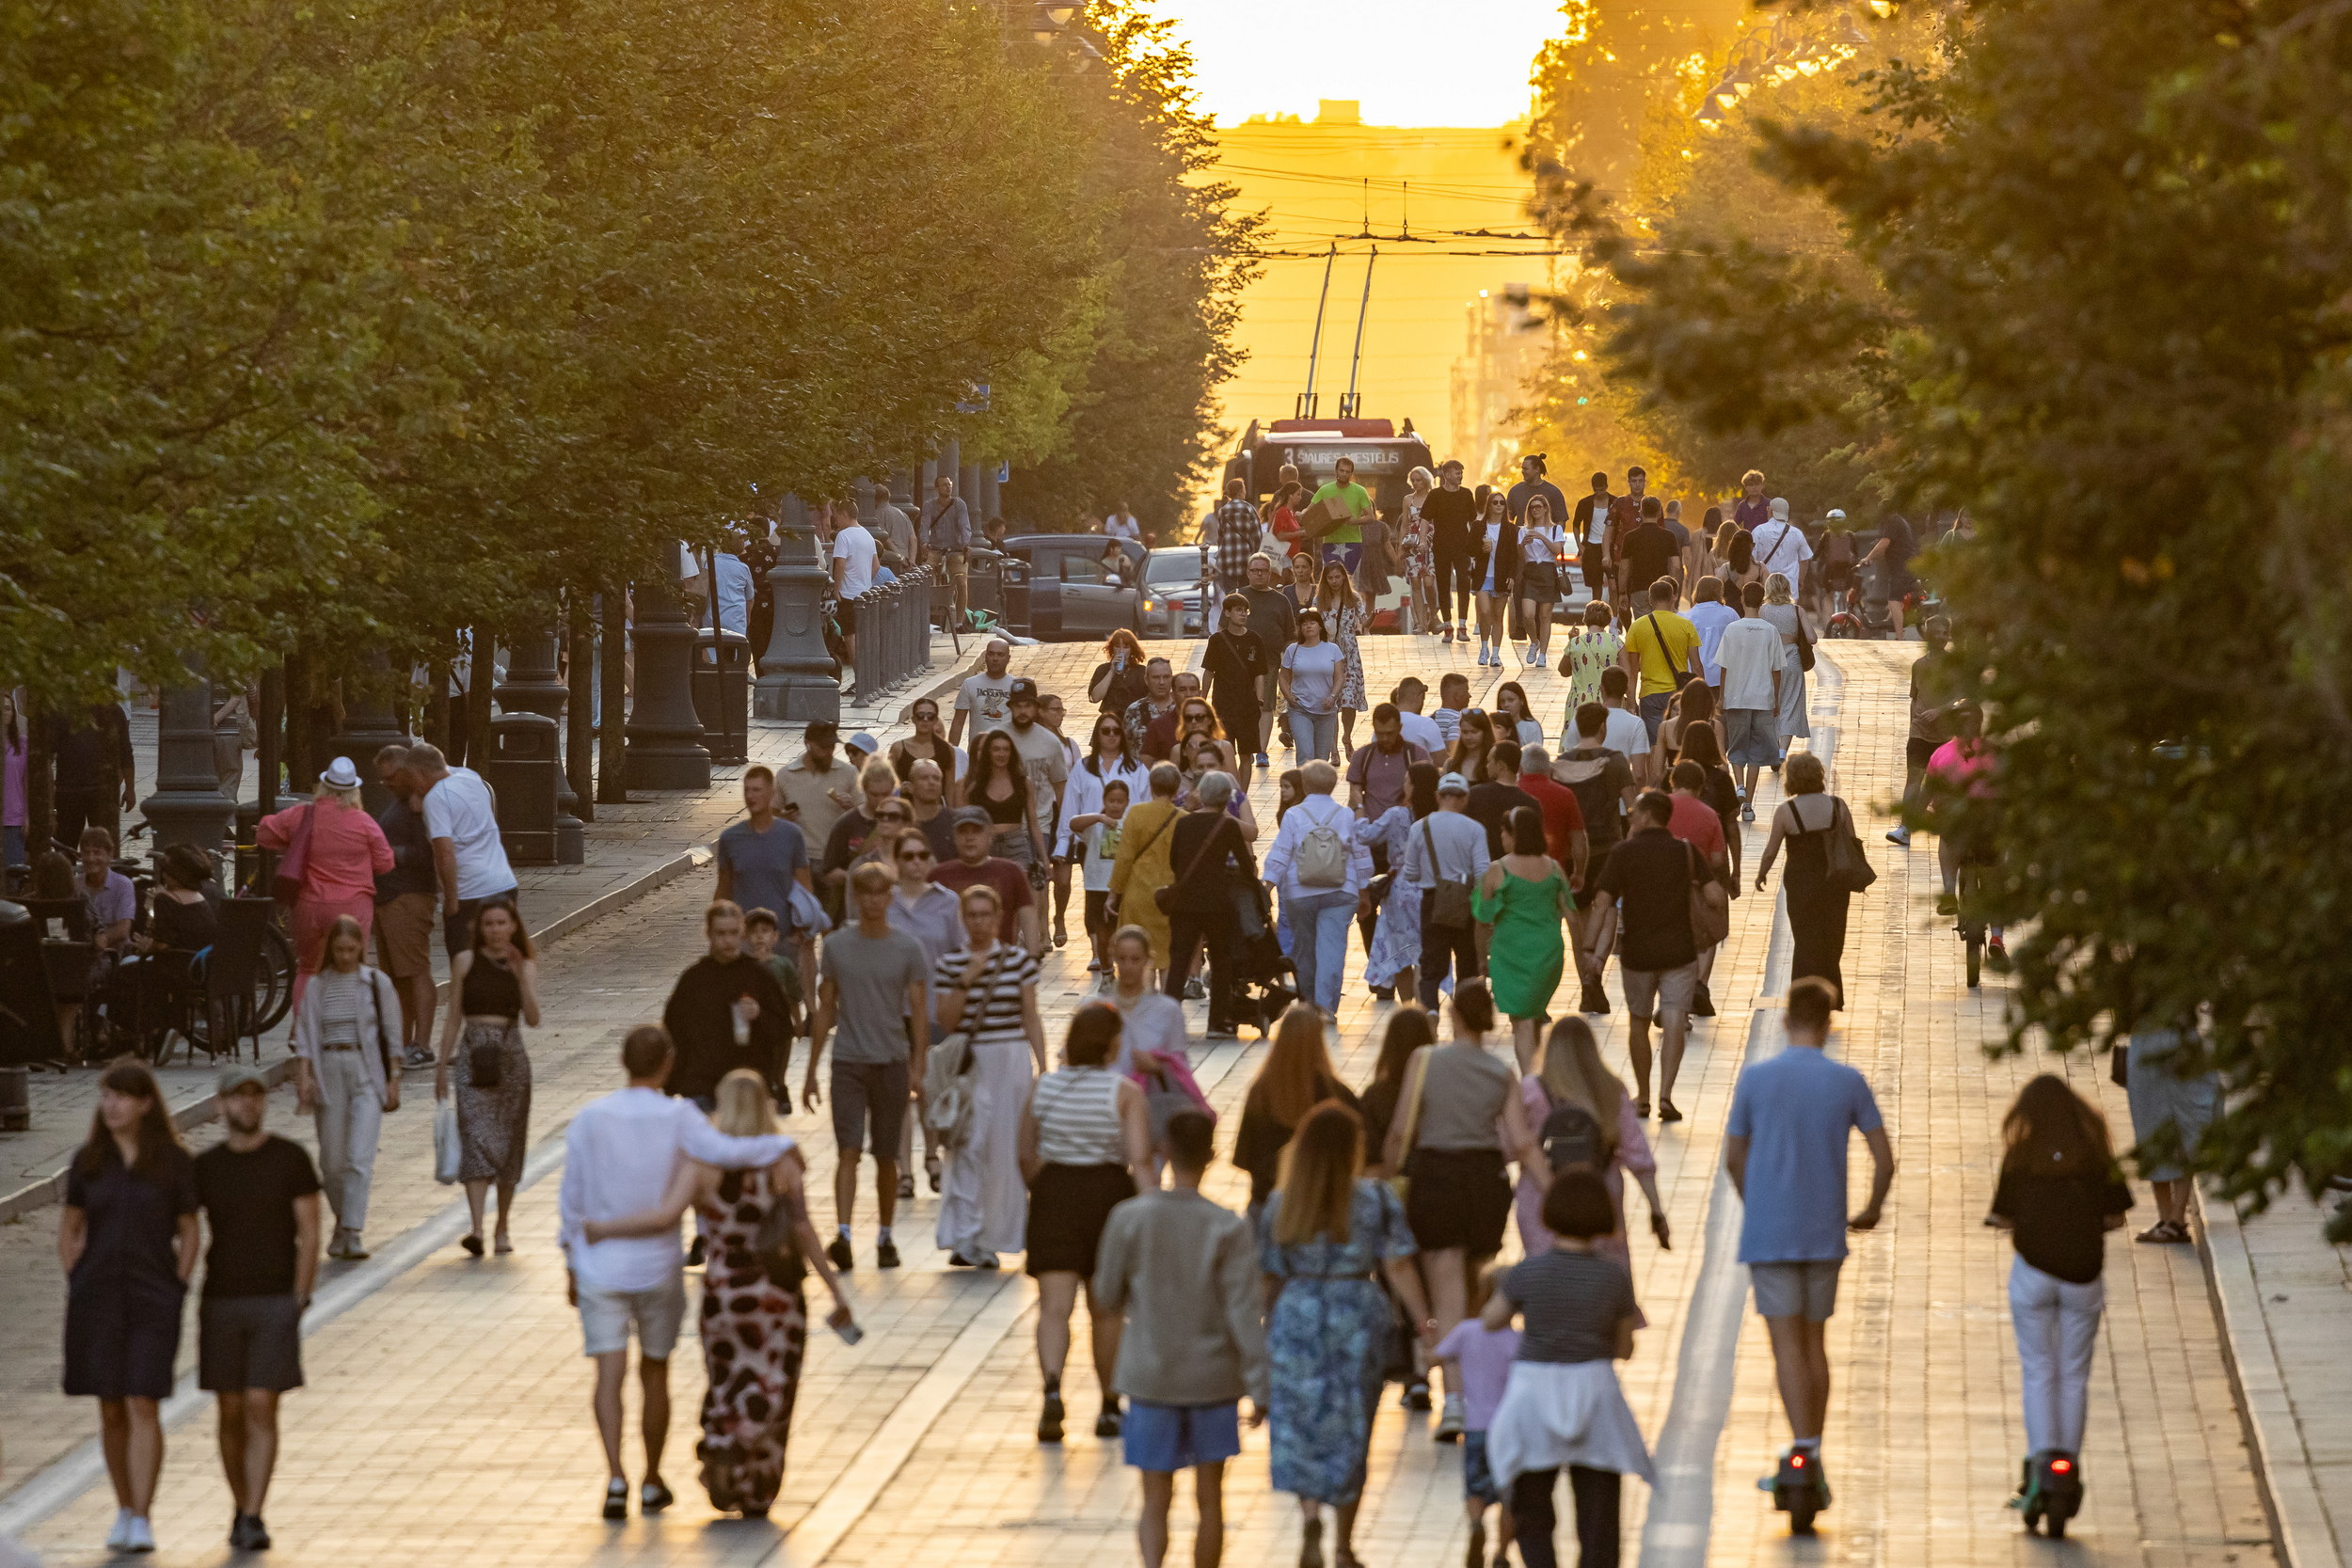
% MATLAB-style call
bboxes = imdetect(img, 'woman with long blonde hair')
[1234,1005,1358,1212]
[1516,1018,1669,1279]
[1264,1101,1433,1568]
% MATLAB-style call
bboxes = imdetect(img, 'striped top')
[314,968,366,1045]
[1032,1066,1128,1167]
[933,944,1039,1046]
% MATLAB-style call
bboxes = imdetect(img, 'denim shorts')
[1462,1429,1501,1504]
[1122,1400,1242,1472]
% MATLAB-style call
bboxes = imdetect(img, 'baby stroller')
[1223,878,1296,1038]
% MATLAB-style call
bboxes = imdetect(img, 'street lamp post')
[497,626,586,862]
[624,576,713,790]
[326,652,412,816]
[142,654,237,881]
[753,496,843,724]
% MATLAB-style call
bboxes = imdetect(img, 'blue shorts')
[1122,1400,1242,1473]
[1462,1429,1501,1504]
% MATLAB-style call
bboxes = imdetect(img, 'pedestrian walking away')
[1624,582,1701,743]
[433,898,540,1256]
[291,915,403,1259]
[1159,769,1259,1037]
[56,1062,200,1558]
[1020,1004,1152,1443]
[406,742,519,961]
[1484,1168,1654,1568]
[1233,1006,1361,1213]
[1092,1110,1267,1568]
[1724,978,1895,1522]
[1986,1074,2133,1522]
[1261,760,1370,1017]
[931,883,1048,1268]
[1355,758,1437,1003]
[574,1048,848,1519]
[1756,573,1814,751]
[1432,1264,1520,1567]
[1516,1018,1667,1300]
[193,1065,322,1553]
[1402,770,1490,1010]
[372,745,441,1069]
[1381,978,1551,1443]
[1261,1101,1434,1568]
[1474,806,1577,1070]
[256,755,395,1010]
[1555,705,1637,1014]
[1752,752,1856,1006]
[2123,1017,2219,1245]
[803,863,932,1272]
[1593,792,1711,1120]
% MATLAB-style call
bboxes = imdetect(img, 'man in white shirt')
[1259,760,1374,1017]
[558,1025,792,1520]
[1714,585,1788,814]
[1104,507,1144,545]
[1751,497,1814,598]
[1397,771,1491,1009]
[949,639,1015,749]
[1597,667,1657,788]
[407,741,518,958]
[1685,578,1741,688]
[831,499,879,691]
[1390,678,1446,754]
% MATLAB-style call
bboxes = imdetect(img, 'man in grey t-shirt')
[804,863,931,1273]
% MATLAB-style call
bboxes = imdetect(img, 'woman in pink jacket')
[257,756,394,1008]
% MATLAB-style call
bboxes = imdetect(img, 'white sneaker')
[107,1510,135,1552]
[1436,1391,1465,1441]
[124,1515,154,1554]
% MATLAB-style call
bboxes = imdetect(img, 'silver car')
[1139,546,1214,638]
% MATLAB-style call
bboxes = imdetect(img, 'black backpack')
[1539,1094,1605,1173]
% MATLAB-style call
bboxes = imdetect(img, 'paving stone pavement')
[0,632,2292,1568]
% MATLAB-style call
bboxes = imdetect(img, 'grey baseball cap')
[217,1063,270,1096]
[949,807,993,829]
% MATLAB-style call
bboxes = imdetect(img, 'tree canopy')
[1533,0,2352,1227]
[1,0,1246,704]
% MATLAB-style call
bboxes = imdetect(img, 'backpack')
[1295,804,1349,888]
[1538,1093,1606,1174]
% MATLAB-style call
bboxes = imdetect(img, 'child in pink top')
[1433,1264,1522,1567]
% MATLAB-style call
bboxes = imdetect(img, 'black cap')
[1008,677,1039,702]
[805,720,838,743]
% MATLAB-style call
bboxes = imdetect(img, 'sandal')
[1658,1100,1683,1123]
[1053,923,1069,948]
[2135,1219,2190,1244]
[1633,1098,1651,1119]
[460,1233,485,1258]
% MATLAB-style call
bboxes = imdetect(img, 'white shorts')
[1750,1259,1842,1323]
[1621,960,1700,1022]
[578,1275,688,1359]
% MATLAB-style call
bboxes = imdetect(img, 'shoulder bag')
[1386,1046,1432,1203]
[1793,605,1817,673]
[1687,840,1730,950]
[1644,612,1690,689]
[1155,815,1239,915]
[1422,818,1474,930]
[270,802,317,907]
[749,1168,810,1288]
[1820,797,1878,894]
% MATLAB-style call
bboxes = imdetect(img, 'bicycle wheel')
[1966,931,1983,989]
[253,924,296,1032]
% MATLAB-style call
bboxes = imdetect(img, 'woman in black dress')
[1751,751,1852,1007]
[57,1060,200,1556]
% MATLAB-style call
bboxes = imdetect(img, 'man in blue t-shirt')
[1724,976,1895,1504]
[715,766,814,968]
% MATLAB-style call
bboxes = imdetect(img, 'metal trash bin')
[692,629,753,765]
[0,900,63,1067]
[480,712,560,865]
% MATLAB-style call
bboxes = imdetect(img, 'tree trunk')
[597,584,629,804]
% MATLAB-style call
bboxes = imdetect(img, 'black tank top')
[462,954,522,1017]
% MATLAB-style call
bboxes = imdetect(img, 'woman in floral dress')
[1556,600,1629,747]
[587,1069,853,1516]
[1316,561,1369,760]
[1262,1100,1434,1568]
[1358,762,1438,998]
[1400,466,1438,632]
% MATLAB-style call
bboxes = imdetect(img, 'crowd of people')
[32,459,2218,1565]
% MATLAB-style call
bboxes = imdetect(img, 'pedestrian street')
[0,637,2278,1568]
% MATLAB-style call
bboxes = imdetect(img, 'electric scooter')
[1760,1446,1829,1534]
[2012,1450,2083,1537]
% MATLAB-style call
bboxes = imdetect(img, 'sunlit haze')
[1156,0,1565,127]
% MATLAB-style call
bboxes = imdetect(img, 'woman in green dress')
[1472,806,1574,1070]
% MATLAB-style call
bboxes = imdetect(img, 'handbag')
[468,1025,508,1089]
[1793,606,1817,673]
[432,1096,462,1183]
[922,947,1015,1148]
[1820,799,1879,894]
[1154,815,1238,916]
[750,1172,809,1289]
[1422,819,1474,930]
[1687,842,1730,950]
[269,802,317,907]
[1387,1047,1432,1204]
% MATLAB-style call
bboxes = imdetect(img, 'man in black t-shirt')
[1466,742,1541,858]
[194,1066,322,1553]
[1201,595,1269,787]
[1595,791,1717,1120]
[1422,459,1482,639]
[1557,704,1639,1013]
[1619,499,1681,606]
[1241,553,1296,764]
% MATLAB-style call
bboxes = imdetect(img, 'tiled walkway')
[0,633,2289,1568]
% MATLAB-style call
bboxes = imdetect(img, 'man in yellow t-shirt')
[1624,578,1703,741]
[1306,455,1373,578]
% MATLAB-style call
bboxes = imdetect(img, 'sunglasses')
[896,847,934,861]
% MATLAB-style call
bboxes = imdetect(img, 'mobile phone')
[832,1317,864,1346]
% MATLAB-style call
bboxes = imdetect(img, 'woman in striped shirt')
[932,883,1047,1270]
[1019,1005,1151,1443]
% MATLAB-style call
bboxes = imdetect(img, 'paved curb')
[0,845,716,1227]
[2197,1186,2344,1568]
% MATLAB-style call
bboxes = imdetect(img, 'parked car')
[1139,546,1214,638]
[994,534,1146,641]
